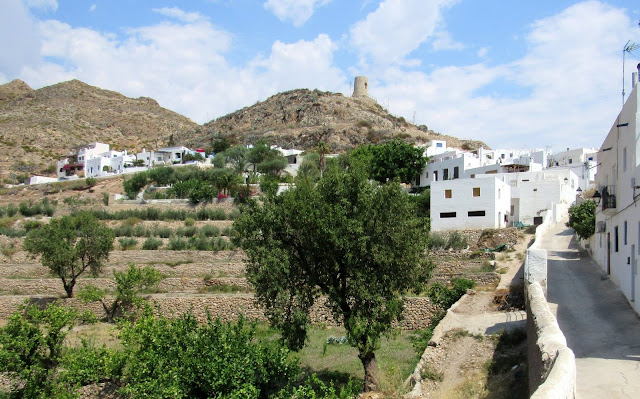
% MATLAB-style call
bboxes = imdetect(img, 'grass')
[296,325,417,396]
[421,365,444,382]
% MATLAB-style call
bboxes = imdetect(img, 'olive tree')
[233,166,432,392]
[24,212,114,298]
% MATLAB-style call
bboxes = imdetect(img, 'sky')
[1,0,639,152]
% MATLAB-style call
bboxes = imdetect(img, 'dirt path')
[408,234,531,398]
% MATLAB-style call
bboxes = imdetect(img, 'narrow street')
[543,221,640,398]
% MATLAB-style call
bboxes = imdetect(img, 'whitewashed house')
[548,148,598,191]
[430,177,511,231]
[484,169,579,225]
[586,65,640,313]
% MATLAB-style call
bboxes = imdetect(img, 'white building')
[430,177,511,231]
[548,148,598,191]
[586,65,640,313]
[483,169,579,225]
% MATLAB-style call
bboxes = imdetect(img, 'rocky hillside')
[186,89,487,152]
[0,79,198,182]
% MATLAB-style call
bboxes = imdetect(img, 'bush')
[168,237,188,251]
[119,237,138,251]
[184,217,195,227]
[566,200,596,240]
[428,233,447,249]
[142,237,163,250]
[118,311,298,398]
[447,232,468,250]
[427,278,476,309]
[201,224,220,237]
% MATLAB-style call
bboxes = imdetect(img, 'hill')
[0,79,198,182]
[186,88,488,152]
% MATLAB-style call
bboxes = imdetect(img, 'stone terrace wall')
[0,295,439,330]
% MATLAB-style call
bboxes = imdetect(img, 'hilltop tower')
[352,76,369,98]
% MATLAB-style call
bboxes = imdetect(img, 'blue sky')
[1,0,639,152]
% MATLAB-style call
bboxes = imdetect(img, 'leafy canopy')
[24,212,114,298]
[349,139,426,184]
[78,264,162,322]
[233,166,432,391]
[566,200,596,240]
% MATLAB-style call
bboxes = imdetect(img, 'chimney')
[634,63,640,88]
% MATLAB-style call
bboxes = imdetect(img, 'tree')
[224,145,249,174]
[233,166,432,392]
[210,132,231,154]
[566,200,596,240]
[316,141,330,177]
[349,140,426,184]
[0,302,78,397]
[123,172,149,199]
[78,264,162,322]
[24,212,115,298]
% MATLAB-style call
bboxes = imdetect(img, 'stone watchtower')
[352,76,369,98]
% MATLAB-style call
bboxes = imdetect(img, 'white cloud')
[476,47,488,58]
[152,7,205,23]
[13,7,345,124]
[89,4,96,12]
[264,0,332,27]
[431,30,464,51]
[0,0,41,78]
[349,0,458,65]
[25,0,57,12]
[372,1,637,151]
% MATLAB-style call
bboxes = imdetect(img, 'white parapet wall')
[525,215,576,398]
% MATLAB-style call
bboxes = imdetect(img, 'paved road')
[543,221,640,399]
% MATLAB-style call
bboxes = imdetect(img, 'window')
[436,143,443,148]
[510,153,513,157]
[501,154,505,159]
[615,226,619,252]
[473,187,480,197]
[588,157,594,161]
[623,147,627,172]
[445,189,452,199]
[624,221,627,245]
[453,166,459,179]
[434,171,438,181]
[440,212,456,218]
[569,159,573,164]
[468,210,486,217]
[443,169,449,180]
[415,175,420,186]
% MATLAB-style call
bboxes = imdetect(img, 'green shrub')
[184,217,195,227]
[447,231,468,250]
[142,237,163,250]
[153,226,173,238]
[118,237,138,251]
[201,224,220,237]
[23,220,43,232]
[117,311,298,398]
[427,278,475,309]
[168,237,188,251]
[428,233,447,249]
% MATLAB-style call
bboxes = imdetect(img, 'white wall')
[591,79,640,315]
[430,177,511,231]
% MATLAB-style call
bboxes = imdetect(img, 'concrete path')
[543,221,640,399]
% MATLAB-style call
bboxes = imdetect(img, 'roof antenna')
[623,40,639,106]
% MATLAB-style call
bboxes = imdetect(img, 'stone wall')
[0,294,439,330]
[431,272,500,288]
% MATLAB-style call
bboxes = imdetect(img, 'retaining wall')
[0,294,438,330]
[525,210,576,398]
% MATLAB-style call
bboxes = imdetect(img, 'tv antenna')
[623,40,639,105]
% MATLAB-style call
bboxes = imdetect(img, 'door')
[607,233,611,275]
[632,245,636,302]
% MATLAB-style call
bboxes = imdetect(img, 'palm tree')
[316,141,330,177]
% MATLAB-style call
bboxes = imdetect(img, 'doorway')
[607,233,611,275]
[632,245,636,302]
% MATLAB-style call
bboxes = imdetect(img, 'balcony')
[602,185,616,212]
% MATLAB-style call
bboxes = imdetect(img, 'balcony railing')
[602,185,616,211]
